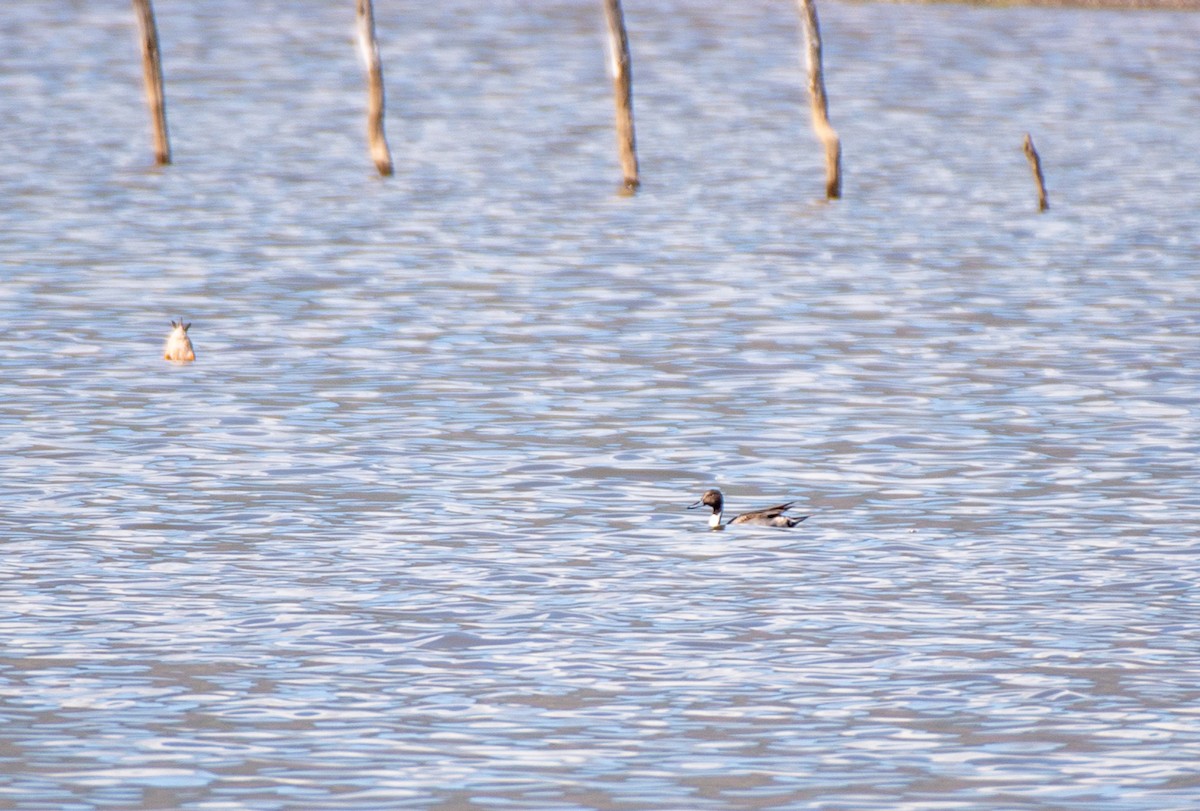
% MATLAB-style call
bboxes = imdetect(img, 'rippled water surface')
[2,1,1199,808]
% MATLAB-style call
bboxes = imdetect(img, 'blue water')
[2,1,1199,808]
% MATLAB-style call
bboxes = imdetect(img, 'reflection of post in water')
[131,0,170,165]
[602,0,639,193]
[1023,133,1049,212]
[356,0,394,177]
[795,0,840,199]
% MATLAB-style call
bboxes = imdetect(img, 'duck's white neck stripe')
[709,511,723,529]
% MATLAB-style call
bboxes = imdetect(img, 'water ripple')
[2,1,1200,809]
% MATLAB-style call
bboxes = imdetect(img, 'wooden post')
[356,0,394,176]
[131,0,170,165]
[602,0,639,192]
[795,0,840,199]
[1022,133,1048,212]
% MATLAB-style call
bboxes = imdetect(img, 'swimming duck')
[688,488,808,530]
[163,318,195,362]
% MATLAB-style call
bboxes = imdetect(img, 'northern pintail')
[688,488,808,529]
[163,318,196,362]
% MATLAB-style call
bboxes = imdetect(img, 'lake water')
[2,1,1199,809]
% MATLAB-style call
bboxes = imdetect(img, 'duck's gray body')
[689,489,808,530]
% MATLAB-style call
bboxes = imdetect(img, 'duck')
[163,318,196,362]
[688,488,808,530]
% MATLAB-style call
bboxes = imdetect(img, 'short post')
[131,0,170,165]
[1022,133,1048,212]
[795,0,840,199]
[356,0,394,176]
[602,0,639,192]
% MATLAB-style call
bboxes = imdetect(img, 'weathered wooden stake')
[356,0,394,176]
[602,0,639,192]
[1022,133,1048,212]
[795,0,840,199]
[132,0,170,165]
